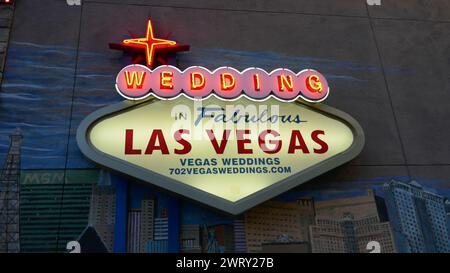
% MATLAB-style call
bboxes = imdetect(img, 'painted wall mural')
[0,0,449,254]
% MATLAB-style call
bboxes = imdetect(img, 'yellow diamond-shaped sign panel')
[77,97,364,214]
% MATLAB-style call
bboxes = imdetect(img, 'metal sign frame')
[76,98,364,215]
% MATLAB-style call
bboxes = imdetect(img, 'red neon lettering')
[160,71,174,90]
[306,75,323,93]
[277,75,294,92]
[124,71,146,89]
[220,73,236,91]
[253,74,261,91]
[190,72,205,90]
[116,65,329,103]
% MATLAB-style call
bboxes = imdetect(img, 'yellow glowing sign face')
[78,97,364,214]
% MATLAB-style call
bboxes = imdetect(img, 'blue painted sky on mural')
[0,41,391,169]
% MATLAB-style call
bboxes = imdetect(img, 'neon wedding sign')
[115,65,329,102]
[77,19,364,215]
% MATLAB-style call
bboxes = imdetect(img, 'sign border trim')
[76,98,365,215]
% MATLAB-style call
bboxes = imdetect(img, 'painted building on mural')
[309,189,395,253]
[180,224,201,253]
[310,214,395,253]
[233,219,247,253]
[261,235,309,253]
[140,198,155,253]
[243,198,315,253]
[19,170,97,252]
[384,180,450,253]
[314,190,380,220]
[89,184,116,252]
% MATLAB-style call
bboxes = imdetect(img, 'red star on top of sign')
[109,19,190,68]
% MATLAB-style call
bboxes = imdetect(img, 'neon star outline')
[123,19,177,67]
